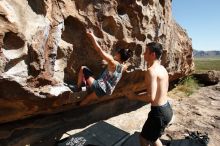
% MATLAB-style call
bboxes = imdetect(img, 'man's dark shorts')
[140,102,173,142]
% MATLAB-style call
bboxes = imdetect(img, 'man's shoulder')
[160,65,168,74]
[145,68,156,78]
[146,65,167,77]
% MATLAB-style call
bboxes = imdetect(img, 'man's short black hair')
[146,42,163,60]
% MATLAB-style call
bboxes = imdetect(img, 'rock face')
[193,71,220,85]
[0,0,193,124]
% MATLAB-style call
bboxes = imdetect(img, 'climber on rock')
[74,30,133,106]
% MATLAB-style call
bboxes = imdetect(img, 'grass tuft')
[175,76,199,96]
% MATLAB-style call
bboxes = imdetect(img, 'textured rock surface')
[193,71,220,85]
[0,98,145,145]
[0,0,193,124]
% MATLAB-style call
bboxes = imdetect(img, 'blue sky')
[172,0,220,51]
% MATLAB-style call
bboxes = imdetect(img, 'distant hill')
[193,50,220,58]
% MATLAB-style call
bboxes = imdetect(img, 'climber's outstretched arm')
[86,30,116,66]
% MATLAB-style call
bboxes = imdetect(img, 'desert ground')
[62,81,220,146]
[105,82,220,146]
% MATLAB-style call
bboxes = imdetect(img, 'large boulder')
[0,0,194,124]
[193,70,220,85]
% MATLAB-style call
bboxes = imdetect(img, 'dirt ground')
[62,82,220,146]
[106,83,220,146]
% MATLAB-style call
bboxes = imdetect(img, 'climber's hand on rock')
[86,29,95,38]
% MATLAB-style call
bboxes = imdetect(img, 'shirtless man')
[127,42,173,146]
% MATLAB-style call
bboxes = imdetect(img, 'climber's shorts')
[82,66,106,97]
[140,102,173,142]
[91,80,106,97]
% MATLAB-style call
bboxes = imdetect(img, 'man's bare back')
[146,61,169,106]
[127,42,173,146]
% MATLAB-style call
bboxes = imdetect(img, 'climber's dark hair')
[117,48,133,62]
[146,42,163,60]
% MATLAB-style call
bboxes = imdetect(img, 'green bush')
[175,76,199,96]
